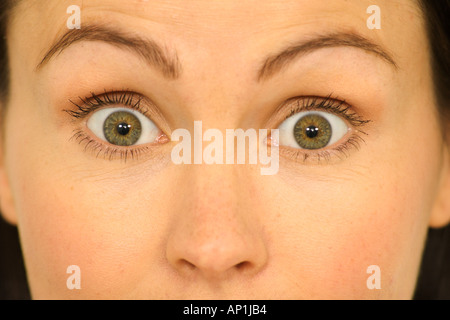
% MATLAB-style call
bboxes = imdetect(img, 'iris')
[293,114,332,149]
[103,111,142,146]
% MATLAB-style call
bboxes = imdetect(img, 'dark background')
[0,217,30,299]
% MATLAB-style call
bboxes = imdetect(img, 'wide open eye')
[278,111,349,150]
[87,107,160,146]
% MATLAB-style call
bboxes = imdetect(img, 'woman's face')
[1,0,449,299]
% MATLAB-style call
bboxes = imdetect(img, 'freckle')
[70,186,74,191]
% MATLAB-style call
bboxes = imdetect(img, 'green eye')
[278,111,349,150]
[293,114,332,149]
[87,107,160,147]
[103,111,142,146]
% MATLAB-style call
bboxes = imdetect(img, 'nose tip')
[170,239,263,280]
[166,215,268,281]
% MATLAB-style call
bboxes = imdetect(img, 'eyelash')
[65,91,370,164]
[277,95,371,164]
[66,90,146,118]
[65,90,156,162]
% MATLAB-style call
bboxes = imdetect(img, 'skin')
[1,0,450,299]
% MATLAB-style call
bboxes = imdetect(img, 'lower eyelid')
[69,128,155,161]
[276,131,367,164]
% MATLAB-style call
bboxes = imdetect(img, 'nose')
[165,166,268,281]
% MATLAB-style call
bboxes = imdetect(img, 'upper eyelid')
[64,91,145,118]
[283,96,347,117]
[63,90,173,136]
[283,94,371,127]
[64,92,173,136]
[90,91,144,109]
[273,95,371,129]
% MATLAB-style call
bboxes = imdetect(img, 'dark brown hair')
[0,0,449,299]
[419,0,450,112]
[0,1,11,102]
[0,0,30,300]
[413,0,450,300]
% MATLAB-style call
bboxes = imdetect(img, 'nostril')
[179,259,196,271]
[177,259,252,276]
[235,261,251,270]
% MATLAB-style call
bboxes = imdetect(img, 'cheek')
[17,178,176,298]
[319,195,428,299]
[262,173,431,299]
[15,181,140,298]
[10,152,174,299]
[268,126,442,298]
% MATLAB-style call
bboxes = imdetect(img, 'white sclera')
[278,111,350,149]
[87,107,160,146]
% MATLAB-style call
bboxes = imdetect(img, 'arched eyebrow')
[257,31,398,81]
[36,24,181,79]
[36,25,396,82]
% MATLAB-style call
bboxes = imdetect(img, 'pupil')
[305,126,319,138]
[117,122,131,136]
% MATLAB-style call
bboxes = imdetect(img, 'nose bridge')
[165,164,268,280]
[176,44,253,127]
[180,164,245,251]
[193,164,238,216]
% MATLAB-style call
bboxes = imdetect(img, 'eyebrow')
[257,32,398,81]
[36,24,181,79]
[37,26,396,82]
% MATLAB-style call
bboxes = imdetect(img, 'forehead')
[9,0,427,90]
[15,0,423,42]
